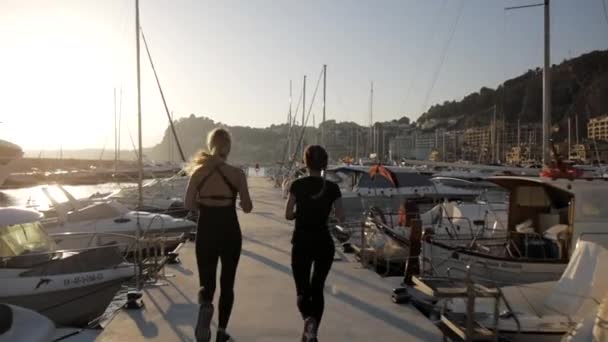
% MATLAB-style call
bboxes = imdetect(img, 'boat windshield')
[357,172,432,188]
[478,188,509,204]
[575,188,608,222]
[0,222,57,258]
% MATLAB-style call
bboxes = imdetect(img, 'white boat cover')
[544,236,608,318]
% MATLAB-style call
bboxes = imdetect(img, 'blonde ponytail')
[186,128,232,175]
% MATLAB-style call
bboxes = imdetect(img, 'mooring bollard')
[403,219,422,286]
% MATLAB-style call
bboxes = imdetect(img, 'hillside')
[414,50,608,139]
[148,115,319,164]
[148,50,608,163]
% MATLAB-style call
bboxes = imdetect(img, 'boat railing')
[49,230,137,248]
[433,214,477,240]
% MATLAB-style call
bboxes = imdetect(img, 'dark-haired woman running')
[285,145,345,342]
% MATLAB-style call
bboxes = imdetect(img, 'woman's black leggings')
[196,205,242,330]
[291,236,335,326]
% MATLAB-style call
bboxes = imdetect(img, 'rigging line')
[419,0,466,115]
[293,67,324,159]
[602,0,608,30]
[399,0,448,112]
[140,26,187,163]
[292,89,303,128]
[126,123,139,160]
[281,84,304,165]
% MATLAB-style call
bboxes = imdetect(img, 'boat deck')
[61,177,442,341]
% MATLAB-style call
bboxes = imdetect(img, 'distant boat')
[0,140,23,187]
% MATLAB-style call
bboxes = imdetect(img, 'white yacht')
[0,207,134,327]
[421,175,608,285]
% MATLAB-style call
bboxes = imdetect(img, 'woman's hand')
[285,193,296,220]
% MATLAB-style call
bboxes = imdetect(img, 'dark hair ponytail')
[304,145,328,200]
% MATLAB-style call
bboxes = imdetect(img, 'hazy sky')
[1,0,607,151]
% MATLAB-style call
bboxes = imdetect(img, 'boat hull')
[1,277,127,327]
[421,240,566,285]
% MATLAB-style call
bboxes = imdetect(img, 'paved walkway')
[90,177,442,341]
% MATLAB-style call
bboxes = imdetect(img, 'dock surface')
[87,177,441,341]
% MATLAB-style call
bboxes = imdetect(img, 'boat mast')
[288,80,292,157]
[322,64,326,146]
[302,76,306,128]
[568,115,572,159]
[135,0,143,209]
[369,81,374,156]
[505,0,551,165]
[301,75,306,157]
[114,88,118,175]
[542,0,551,165]
[134,0,144,296]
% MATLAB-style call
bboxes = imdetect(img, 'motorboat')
[41,197,195,252]
[0,140,23,187]
[0,304,55,342]
[336,193,509,275]
[328,165,482,202]
[0,207,134,327]
[103,175,190,217]
[420,175,608,285]
[426,234,608,341]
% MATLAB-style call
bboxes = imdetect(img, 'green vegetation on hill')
[415,50,608,138]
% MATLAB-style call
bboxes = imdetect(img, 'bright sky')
[1,0,607,151]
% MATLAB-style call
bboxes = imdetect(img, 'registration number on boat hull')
[63,273,104,287]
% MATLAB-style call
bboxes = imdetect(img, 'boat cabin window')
[514,186,551,207]
[0,222,56,258]
[508,184,572,235]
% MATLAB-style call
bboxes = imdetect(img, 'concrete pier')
[75,177,442,341]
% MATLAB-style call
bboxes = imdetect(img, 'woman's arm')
[333,198,346,224]
[238,170,253,213]
[184,169,201,211]
[285,193,296,220]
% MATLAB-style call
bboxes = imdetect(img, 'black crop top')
[290,176,341,232]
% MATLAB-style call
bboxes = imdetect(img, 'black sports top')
[290,176,341,233]
[196,164,238,205]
